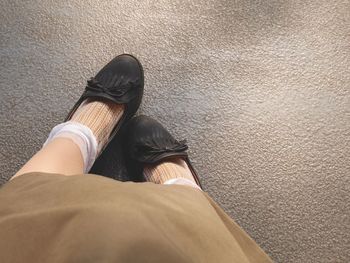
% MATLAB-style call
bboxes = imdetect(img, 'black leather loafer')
[124,115,202,187]
[65,54,144,157]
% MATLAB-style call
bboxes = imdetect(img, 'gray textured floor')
[1,0,350,262]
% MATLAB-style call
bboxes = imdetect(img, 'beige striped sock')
[71,98,124,154]
[143,158,197,185]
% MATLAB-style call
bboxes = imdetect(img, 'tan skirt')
[0,173,272,263]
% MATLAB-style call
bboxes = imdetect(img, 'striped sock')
[143,158,198,185]
[71,98,124,153]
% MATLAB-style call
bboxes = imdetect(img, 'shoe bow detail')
[139,139,188,154]
[86,77,141,101]
[132,139,188,162]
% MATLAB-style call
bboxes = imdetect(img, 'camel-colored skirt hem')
[0,173,272,263]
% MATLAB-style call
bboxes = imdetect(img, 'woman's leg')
[11,54,144,181]
[12,100,124,180]
[13,138,84,178]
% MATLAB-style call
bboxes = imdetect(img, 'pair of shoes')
[66,54,201,187]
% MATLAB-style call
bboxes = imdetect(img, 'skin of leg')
[12,138,84,180]
[11,102,123,180]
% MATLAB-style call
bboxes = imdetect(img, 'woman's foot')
[40,54,143,174]
[66,54,144,155]
[125,115,202,189]
[13,54,144,179]
[70,99,124,153]
[143,158,197,185]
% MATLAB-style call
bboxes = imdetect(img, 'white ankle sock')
[163,178,202,190]
[43,121,98,173]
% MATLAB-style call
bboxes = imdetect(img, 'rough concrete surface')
[1,0,349,262]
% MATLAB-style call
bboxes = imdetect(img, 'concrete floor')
[1,0,349,262]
